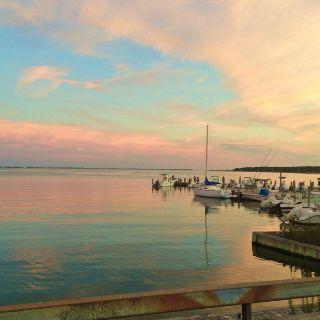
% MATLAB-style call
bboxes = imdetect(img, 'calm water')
[0,168,319,306]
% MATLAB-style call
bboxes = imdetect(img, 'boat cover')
[259,188,269,196]
[204,177,220,186]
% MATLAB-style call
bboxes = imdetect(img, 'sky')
[0,0,320,169]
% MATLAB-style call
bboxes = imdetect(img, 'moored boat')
[260,193,300,213]
[193,125,231,199]
[280,206,320,225]
[194,185,232,199]
[241,187,272,202]
[152,174,176,188]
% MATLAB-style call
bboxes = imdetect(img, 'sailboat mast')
[205,124,208,178]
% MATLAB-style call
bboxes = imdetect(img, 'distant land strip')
[0,166,232,171]
[0,166,194,171]
[233,166,320,174]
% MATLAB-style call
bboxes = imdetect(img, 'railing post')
[242,303,252,320]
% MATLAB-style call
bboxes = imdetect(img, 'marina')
[2,1,320,318]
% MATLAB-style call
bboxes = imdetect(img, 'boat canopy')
[259,188,269,196]
[204,177,220,186]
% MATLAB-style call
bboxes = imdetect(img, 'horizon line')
[0,166,231,171]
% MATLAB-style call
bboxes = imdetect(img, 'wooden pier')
[252,231,320,260]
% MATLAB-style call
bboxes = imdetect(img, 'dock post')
[308,186,311,208]
[242,303,252,320]
[310,180,314,191]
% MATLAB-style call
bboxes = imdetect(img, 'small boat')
[193,125,231,199]
[281,206,320,225]
[260,193,300,213]
[190,181,202,188]
[240,176,275,202]
[194,185,231,199]
[278,191,320,216]
[152,174,176,188]
[279,200,303,214]
[241,187,272,202]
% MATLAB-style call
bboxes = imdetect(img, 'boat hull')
[193,188,231,199]
[295,214,320,225]
[280,206,320,225]
[241,193,267,202]
[160,181,174,187]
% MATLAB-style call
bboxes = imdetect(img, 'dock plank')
[160,309,320,320]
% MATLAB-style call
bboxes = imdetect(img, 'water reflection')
[152,186,175,200]
[253,242,320,313]
[241,200,261,211]
[204,211,209,267]
[253,222,320,313]
[1,169,316,307]
[193,196,233,267]
[253,224,320,273]
[253,245,320,278]
[193,196,232,214]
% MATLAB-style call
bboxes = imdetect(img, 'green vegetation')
[233,166,320,174]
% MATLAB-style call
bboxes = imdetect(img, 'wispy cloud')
[18,66,100,97]
[4,1,320,126]
[107,69,161,86]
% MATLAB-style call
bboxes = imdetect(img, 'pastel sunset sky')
[0,1,319,169]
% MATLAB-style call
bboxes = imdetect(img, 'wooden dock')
[252,231,320,260]
[164,310,320,320]
[162,310,320,320]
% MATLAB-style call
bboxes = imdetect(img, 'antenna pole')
[205,124,208,178]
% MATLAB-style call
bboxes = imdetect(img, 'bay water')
[0,168,319,306]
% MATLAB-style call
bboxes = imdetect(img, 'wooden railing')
[1,278,320,320]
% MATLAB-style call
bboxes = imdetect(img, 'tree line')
[233,166,320,174]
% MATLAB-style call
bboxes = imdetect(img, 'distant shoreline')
[1,166,319,174]
[0,166,229,171]
[233,166,320,174]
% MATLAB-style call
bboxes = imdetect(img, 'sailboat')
[193,125,232,199]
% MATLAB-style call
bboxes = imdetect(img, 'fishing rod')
[256,150,279,179]
[253,147,273,180]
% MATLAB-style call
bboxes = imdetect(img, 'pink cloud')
[0,117,317,168]
[0,119,204,167]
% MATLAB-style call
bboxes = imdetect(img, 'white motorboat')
[279,200,303,214]
[241,188,275,202]
[260,195,284,209]
[194,185,232,199]
[260,193,300,213]
[190,181,202,188]
[193,125,231,199]
[295,209,320,224]
[152,174,176,188]
[278,191,320,217]
[281,206,320,225]
[242,193,267,202]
